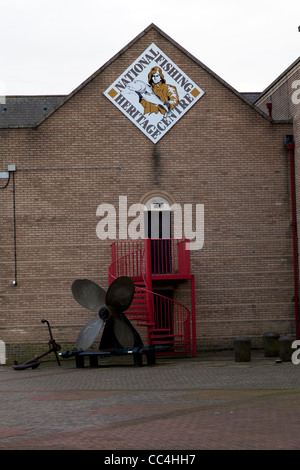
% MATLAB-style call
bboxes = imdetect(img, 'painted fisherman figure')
[141,66,179,115]
[126,66,179,116]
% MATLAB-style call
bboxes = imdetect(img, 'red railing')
[108,239,193,354]
[177,239,191,276]
[109,241,144,282]
[110,239,191,278]
[150,291,191,352]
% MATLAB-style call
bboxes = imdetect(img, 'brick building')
[0,24,299,362]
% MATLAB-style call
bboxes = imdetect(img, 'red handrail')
[110,239,191,277]
[108,241,192,353]
[108,240,144,281]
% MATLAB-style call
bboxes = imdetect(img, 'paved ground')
[1,350,300,451]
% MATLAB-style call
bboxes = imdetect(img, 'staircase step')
[130,305,148,311]
[150,340,176,345]
[150,333,172,338]
[150,332,183,339]
[150,329,171,333]
[127,280,153,326]
[108,250,192,356]
[129,309,147,312]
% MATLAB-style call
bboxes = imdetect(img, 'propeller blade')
[72,279,106,312]
[113,316,135,349]
[105,277,135,315]
[76,316,103,351]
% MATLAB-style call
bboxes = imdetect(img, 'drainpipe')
[286,137,299,339]
[266,100,272,118]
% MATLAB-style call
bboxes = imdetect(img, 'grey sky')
[0,0,299,96]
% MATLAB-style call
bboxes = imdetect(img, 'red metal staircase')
[108,239,196,356]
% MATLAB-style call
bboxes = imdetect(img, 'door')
[146,210,172,274]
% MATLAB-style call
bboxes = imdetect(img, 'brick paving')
[1,351,300,450]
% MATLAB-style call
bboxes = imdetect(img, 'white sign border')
[103,43,205,144]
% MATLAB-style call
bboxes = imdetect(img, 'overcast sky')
[1,0,299,96]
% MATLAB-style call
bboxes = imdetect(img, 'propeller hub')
[99,307,110,321]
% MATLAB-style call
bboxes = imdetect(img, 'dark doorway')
[147,210,172,274]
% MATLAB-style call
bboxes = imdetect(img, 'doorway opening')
[144,196,173,275]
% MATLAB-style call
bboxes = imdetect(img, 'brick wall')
[294,111,300,300]
[0,27,296,361]
[256,62,300,121]
[256,61,300,345]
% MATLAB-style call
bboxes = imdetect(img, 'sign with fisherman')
[104,43,204,143]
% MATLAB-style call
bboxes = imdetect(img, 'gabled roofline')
[254,56,300,104]
[147,25,271,122]
[34,23,271,127]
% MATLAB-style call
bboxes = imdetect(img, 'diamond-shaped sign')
[104,43,204,143]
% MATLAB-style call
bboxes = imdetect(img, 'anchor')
[13,319,61,370]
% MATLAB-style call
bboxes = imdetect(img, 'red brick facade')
[0,25,297,361]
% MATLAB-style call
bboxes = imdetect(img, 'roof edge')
[254,56,300,104]
[35,23,271,127]
[151,24,271,122]
[34,24,156,127]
